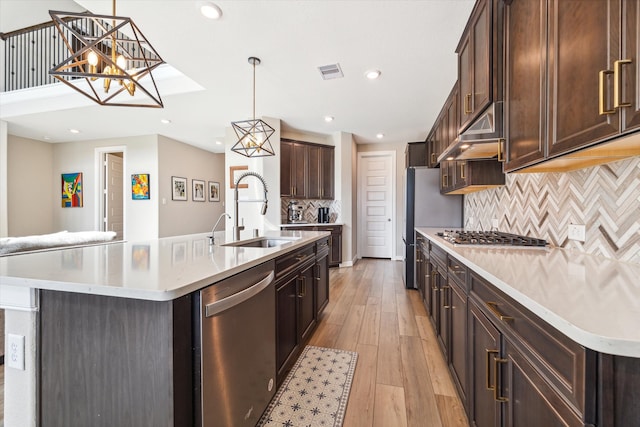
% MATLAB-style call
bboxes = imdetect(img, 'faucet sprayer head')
[261,201,268,215]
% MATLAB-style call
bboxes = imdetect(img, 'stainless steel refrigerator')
[403,167,463,288]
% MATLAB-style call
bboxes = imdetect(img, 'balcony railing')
[2,16,161,92]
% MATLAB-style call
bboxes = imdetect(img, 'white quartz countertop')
[0,230,329,302]
[280,222,343,227]
[416,228,640,357]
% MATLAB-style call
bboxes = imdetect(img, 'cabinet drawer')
[316,237,330,258]
[275,244,315,280]
[469,272,593,416]
[447,256,467,288]
[430,245,447,270]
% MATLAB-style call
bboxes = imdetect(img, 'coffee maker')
[317,207,330,223]
[287,200,305,223]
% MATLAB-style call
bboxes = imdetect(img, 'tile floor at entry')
[0,259,468,427]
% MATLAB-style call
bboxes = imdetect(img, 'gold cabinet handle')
[614,59,633,109]
[460,163,466,179]
[599,69,615,115]
[298,276,306,298]
[486,349,498,390]
[486,301,513,322]
[431,152,436,164]
[497,138,505,162]
[443,285,451,309]
[431,274,438,291]
[464,93,472,114]
[442,174,448,187]
[494,357,509,402]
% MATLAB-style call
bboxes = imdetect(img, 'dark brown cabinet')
[315,238,330,316]
[428,83,459,168]
[275,242,328,385]
[505,0,640,173]
[280,140,308,198]
[458,0,500,132]
[440,159,504,195]
[406,142,427,168]
[307,144,335,199]
[282,225,342,267]
[281,139,334,200]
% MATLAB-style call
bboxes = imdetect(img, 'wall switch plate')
[568,224,586,242]
[7,333,25,370]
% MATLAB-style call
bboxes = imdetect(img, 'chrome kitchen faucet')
[233,172,268,241]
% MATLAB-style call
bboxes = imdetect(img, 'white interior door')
[358,152,394,259]
[105,153,123,240]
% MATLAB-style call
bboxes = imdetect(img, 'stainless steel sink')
[222,237,299,248]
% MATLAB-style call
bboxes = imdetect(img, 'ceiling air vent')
[318,63,344,80]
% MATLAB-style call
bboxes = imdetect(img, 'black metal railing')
[1,16,161,92]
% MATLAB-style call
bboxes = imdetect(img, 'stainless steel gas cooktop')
[437,230,548,247]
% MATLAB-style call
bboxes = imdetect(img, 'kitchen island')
[0,230,330,427]
[416,227,640,427]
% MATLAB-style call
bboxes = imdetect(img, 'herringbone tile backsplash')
[464,157,640,264]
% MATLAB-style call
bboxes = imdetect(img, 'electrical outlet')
[568,224,586,242]
[491,218,499,229]
[7,333,25,370]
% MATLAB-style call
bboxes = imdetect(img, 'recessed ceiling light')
[200,2,222,19]
[324,116,334,123]
[376,133,384,139]
[43,136,51,140]
[160,119,171,124]
[69,129,80,134]
[447,156,454,161]
[365,69,381,80]
[215,140,223,145]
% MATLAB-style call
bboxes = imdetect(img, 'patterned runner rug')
[257,345,358,427]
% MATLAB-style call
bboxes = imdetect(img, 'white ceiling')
[0,0,475,153]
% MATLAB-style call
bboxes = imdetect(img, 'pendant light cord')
[252,59,256,122]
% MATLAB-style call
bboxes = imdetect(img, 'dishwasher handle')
[205,270,275,318]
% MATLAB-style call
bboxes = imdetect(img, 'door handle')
[205,271,274,317]
[614,59,632,109]
[494,357,509,402]
[599,69,615,115]
[485,349,498,390]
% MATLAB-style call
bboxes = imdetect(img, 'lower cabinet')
[275,241,329,385]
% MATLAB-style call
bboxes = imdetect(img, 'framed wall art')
[229,165,249,189]
[131,173,150,200]
[209,181,220,202]
[61,172,83,207]
[192,179,206,202]
[171,176,187,201]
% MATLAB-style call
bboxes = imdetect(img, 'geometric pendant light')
[49,0,164,108]
[230,57,276,157]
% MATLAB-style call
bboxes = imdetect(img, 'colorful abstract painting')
[61,172,83,207]
[131,173,150,200]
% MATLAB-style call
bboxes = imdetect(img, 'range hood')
[439,102,504,161]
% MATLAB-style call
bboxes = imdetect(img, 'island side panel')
[39,290,192,427]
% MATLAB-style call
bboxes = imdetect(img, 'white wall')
[158,135,226,237]
[224,117,281,240]
[7,136,55,236]
[51,135,160,241]
[333,131,357,265]
[357,141,407,260]
[1,120,8,237]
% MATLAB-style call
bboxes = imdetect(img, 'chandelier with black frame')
[49,0,164,108]
[230,57,276,158]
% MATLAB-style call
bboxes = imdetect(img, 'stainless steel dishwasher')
[196,261,276,427]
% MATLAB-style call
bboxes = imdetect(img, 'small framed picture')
[131,173,150,200]
[192,179,206,202]
[229,165,249,189]
[209,181,220,202]
[171,176,187,201]
[61,172,83,207]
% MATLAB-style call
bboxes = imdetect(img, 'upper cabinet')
[505,0,640,173]
[428,82,459,168]
[457,0,502,132]
[281,139,334,200]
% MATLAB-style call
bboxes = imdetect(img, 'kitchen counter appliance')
[197,261,276,426]
[403,167,463,288]
[438,230,547,247]
[317,207,330,223]
[287,200,306,223]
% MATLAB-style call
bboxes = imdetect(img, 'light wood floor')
[0,259,467,427]
[309,258,469,427]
